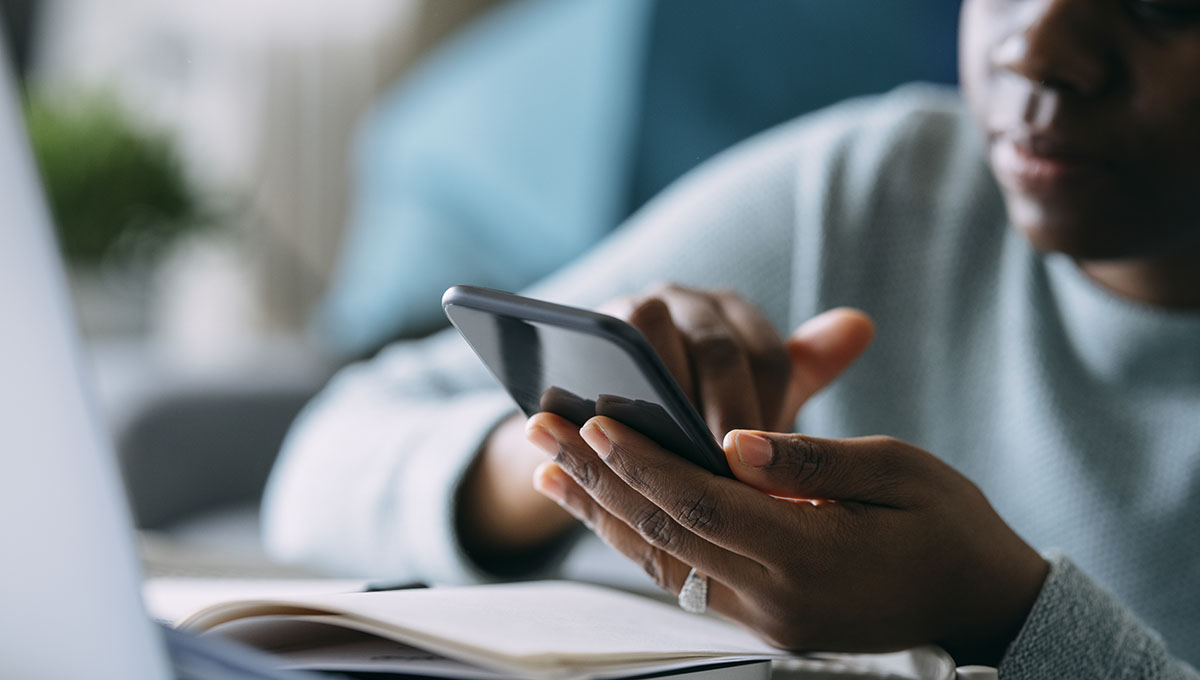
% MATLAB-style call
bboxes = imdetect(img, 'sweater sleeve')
[999,552,1200,679]
[260,113,810,582]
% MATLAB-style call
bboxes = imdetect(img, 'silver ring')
[678,567,709,614]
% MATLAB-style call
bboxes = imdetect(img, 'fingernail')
[526,425,558,456]
[734,432,773,467]
[580,422,610,454]
[533,462,565,502]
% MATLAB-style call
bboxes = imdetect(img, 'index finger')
[658,288,764,438]
[625,296,696,404]
[527,412,763,583]
[579,416,803,560]
[711,290,791,430]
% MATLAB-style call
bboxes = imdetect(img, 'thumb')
[722,430,922,505]
[776,308,874,430]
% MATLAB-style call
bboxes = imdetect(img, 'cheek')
[1132,38,1200,132]
[1130,50,1200,211]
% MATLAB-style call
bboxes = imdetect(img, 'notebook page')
[182,581,780,669]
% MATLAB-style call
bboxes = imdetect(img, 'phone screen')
[447,302,729,475]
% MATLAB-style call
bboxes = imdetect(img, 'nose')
[993,0,1113,97]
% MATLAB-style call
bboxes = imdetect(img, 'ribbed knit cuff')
[998,551,1181,679]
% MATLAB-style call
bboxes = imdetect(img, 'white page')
[145,578,366,625]
[180,581,780,669]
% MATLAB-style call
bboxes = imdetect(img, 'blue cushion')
[316,0,959,358]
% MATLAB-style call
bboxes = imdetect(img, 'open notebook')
[163,580,956,679]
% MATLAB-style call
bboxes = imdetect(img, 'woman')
[264,0,1200,673]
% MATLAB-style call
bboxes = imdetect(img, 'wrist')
[457,414,575,565]
[942,548,1050,666]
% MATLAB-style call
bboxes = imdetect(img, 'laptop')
[0,27,314,680]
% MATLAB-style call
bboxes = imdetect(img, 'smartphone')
[443,285,732,477]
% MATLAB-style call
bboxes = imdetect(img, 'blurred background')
[1,0,960,576]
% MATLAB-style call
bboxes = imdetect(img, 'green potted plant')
[24,90,206,335]
[25,90,201,263]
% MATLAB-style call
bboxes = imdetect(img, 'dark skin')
[458,290,874,560]
[523,290,1045,666]
[962,0,1200,306]
[458,0,1200,666]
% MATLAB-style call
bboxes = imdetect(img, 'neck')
[1078,247,1200,309]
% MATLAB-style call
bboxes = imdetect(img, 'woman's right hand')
[599,283,874,438]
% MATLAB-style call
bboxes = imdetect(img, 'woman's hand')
[460,287,874,563]
[527,417,1049,666]
[600,284,875,436]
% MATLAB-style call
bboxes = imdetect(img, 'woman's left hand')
[526,416,1049,666]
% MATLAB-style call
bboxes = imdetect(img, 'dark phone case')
[442,285,732,477]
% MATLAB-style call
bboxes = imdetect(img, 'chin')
[1004,194,1140,260]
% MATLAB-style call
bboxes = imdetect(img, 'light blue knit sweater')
[262,86,1200,677]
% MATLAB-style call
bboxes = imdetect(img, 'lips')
[990,133,1117,195]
